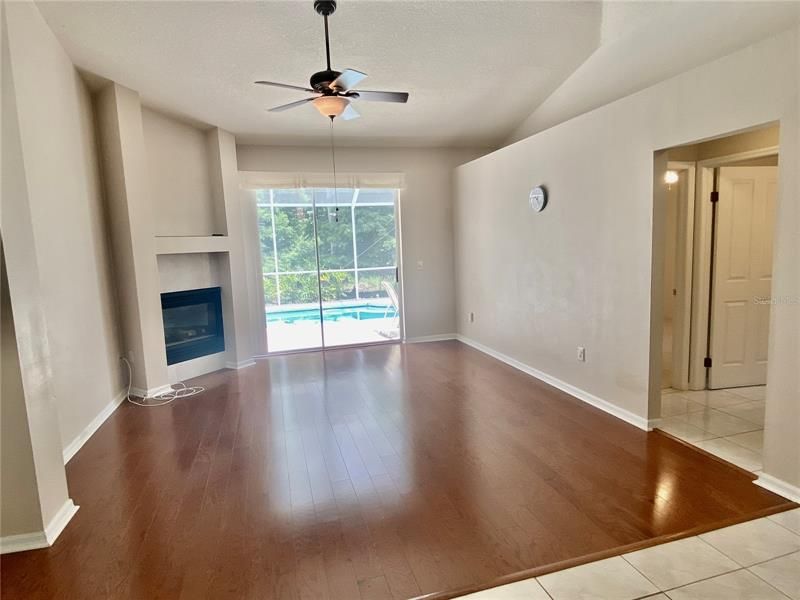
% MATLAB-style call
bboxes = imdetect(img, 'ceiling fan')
[254,0,409,121]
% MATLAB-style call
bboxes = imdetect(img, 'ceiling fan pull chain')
[329,117,339,222]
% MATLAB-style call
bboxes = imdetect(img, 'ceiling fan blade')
[331,69,367,91]
[342,104,360,121]
[351,90,409,103]
[255,80,314,93]
[268,97,315,112]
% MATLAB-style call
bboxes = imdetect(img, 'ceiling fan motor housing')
[311,69,342,92]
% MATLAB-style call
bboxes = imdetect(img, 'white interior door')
[709,166,777,389]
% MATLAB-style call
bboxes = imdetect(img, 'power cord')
[121,356,205,407]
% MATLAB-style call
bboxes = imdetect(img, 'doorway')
[257,187,402,353]
[653,125,779,473]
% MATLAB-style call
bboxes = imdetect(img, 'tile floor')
[657,386,766,472]
[458,508,800,600]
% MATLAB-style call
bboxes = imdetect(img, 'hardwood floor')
[1,341,793,600]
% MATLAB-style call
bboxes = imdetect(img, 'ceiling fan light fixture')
[313,95,349,118]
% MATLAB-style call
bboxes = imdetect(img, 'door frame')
[395,189,407,342]
[667,161,696,391]
[688,146,779,389]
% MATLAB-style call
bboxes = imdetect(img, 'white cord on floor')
[121,356,205,407]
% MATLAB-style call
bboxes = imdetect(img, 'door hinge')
[710,191,719,203]
[704,356,713,368]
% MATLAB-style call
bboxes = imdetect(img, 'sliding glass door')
[257,187,400,353]
[258,189,323,352]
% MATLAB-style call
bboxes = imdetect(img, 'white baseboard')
[405,334,457,343]
[225,359,256,370]
[755,473,800,503]
[1,498,79,554]
[0,531,48,554]
[63,389,127,463]
[149,383,175,396]
[130,383,174,398]
[455,335,651,431]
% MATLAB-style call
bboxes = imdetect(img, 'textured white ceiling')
[36,0,602,147]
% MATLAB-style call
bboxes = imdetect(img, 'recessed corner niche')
[142,107,226,237]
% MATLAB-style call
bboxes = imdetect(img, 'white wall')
[454,28,800,488]
[236,146,486,340]
[506,4,800,144]
[96,84,171,395]
[1,248,43,538]
[4,1,124,455]
[763,25,800,494]
[2,1,75,544]
[142,108,223,236]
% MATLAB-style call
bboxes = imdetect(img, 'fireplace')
[161,287,225,365]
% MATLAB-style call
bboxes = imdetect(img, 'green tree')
[258,188,398,306]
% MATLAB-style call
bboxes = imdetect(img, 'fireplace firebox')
[161,287,224,365]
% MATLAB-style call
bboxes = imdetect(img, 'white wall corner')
[62,389,127,463]
[754,473,800,503]
[44,498,79,545]
[1,498,79,555]
[455,335,651,431]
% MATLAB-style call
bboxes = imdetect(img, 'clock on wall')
[529,186,548,212]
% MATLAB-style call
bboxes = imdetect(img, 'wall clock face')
[529,186,547,212]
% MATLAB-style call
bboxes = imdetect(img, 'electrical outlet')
[577,346,586,362]
[469,312,475,323]
[416,260,424,270]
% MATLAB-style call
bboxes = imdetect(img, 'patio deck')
[265,314,399,352]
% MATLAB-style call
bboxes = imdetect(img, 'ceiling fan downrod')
[315,0,337,71]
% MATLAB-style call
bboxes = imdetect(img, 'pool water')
[266,303,396,324]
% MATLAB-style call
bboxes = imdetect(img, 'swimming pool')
[266,303,397,324]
